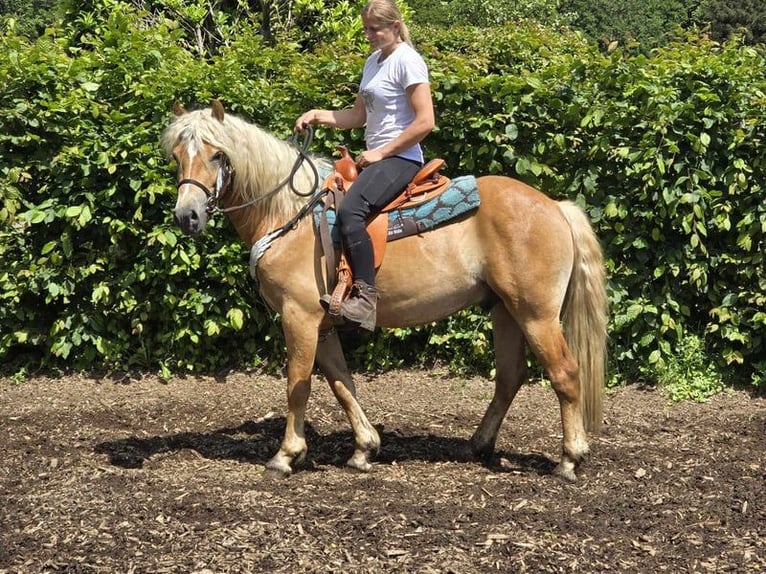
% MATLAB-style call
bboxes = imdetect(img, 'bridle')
[175,128,321,215]
[177,152,236,214]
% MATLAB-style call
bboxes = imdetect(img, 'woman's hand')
[295,95,367,133]
[356,149,385,168]
[294,110,316,133]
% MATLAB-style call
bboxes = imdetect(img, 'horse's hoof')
[263,455,293,479]
[346,452,373,472]
[469,439,496,462]
[552,463,578,483]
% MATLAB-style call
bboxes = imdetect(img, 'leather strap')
[329,267,351,316]
[319,192,338,296]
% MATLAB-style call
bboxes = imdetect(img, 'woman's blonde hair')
[362,0,412,46]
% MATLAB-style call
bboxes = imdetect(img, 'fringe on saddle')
[318,147,450,318]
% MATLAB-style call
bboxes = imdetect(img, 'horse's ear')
[211,99,225,122]
[173,101,187,116]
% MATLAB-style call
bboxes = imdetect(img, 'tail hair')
[558,201,609,434]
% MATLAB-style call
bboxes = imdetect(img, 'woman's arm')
[295,94,367,132]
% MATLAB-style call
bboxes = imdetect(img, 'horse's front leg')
[264,307,320,478]
[315,329,380,472]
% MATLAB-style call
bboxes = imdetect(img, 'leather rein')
[177,128,321,214]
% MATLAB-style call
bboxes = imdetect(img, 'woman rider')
[295,0,435,331]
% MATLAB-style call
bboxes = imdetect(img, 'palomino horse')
[163,100,608,482]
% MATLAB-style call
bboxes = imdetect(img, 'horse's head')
[166,100,234,235]
[165,100,332,242]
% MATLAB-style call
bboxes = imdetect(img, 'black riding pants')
[337,156,421,285]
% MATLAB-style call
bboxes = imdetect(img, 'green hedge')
[1,9,763,388]
[568,37,766,386]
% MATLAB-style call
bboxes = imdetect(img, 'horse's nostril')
[173,208,196,232]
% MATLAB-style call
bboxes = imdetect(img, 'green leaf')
[227,308,244,330]
[162,230,178,247]
[78,205,92,227]
[29,210,47,224]
[91,284,109,304]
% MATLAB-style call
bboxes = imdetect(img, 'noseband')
[177,155,236,214]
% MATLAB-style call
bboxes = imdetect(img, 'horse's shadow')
[94,418,556,476]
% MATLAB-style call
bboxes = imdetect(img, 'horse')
[163,100,608,483]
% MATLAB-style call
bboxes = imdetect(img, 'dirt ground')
[0,368,764,573]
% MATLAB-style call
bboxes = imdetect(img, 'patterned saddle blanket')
[313,175,480,247]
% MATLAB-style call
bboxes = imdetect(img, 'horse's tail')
[558,200,608,434]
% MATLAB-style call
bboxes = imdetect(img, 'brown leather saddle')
[319,147,451,317]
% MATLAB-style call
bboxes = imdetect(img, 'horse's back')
[475,175,568,225]
[470,174,574,260]
[375,175,575,327]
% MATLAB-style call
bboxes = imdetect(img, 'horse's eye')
[211,152,224,163]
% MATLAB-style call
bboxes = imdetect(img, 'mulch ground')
[1,369,764,573]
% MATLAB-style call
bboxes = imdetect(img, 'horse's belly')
[376,280,488,328]
[375,222,489,328]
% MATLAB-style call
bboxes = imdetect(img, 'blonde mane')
[162,107,331,228]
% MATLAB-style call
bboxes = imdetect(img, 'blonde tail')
[558,201,609,433]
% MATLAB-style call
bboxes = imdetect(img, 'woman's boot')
[340,280,378,331]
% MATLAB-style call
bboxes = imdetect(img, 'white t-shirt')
[359,43,429,163]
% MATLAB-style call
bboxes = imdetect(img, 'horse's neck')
[224,189,311,247]
[225,136,324,245]
[225,203,277,247]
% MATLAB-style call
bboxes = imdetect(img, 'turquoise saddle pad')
[313,175,480,245]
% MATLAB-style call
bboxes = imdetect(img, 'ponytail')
[399,21,412,47]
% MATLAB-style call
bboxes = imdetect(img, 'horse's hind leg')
[471,304,527,459]
[315,330,380,472]
[524,318,589,483]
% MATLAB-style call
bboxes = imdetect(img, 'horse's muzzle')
[173,206,206,236]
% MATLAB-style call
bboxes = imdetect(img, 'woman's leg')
[336,157,420,329]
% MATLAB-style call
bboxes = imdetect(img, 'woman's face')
[362,14,400,54]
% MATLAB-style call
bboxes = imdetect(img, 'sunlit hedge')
[1,7,763,387]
